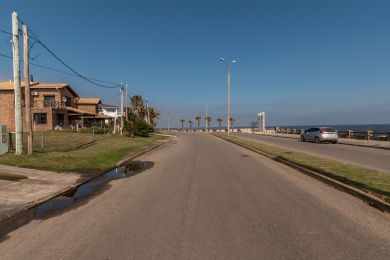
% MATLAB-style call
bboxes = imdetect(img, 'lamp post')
[219,58,236,135]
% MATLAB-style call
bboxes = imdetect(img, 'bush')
[134,119,154,137]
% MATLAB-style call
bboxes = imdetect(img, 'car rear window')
[323,128,336,133]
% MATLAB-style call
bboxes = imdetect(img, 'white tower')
[257,112,265,132]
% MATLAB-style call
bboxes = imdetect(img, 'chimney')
[29,75,33,83]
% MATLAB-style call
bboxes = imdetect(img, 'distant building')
[257,112,265,132]
[100,104,120,123]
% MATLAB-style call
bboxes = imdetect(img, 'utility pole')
[227,63,231,135]
[12,12,23,155]
[167,109,170,131]
[120,83,124,135]
[23,24,32,155]
[145,99,150,124]
[219,58,236,135]
[125,83,128,121]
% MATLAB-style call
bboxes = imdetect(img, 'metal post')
[23,24,33,155]
[41,131,44,150]
[12,12,23,154]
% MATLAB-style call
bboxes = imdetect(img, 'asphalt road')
[235,133,390,173]
[1,134,389,259]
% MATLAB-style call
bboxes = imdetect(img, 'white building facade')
[257,112,265,132]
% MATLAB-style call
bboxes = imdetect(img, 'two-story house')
[0,81,98,131]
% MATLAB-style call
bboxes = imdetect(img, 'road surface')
[235,133,390,173]
[0,133,389,259]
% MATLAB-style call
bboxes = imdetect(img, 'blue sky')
[1,0,390,128]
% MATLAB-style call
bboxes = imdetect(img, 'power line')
[0,28,16,36]
[15,18,121,89]
[0,52,120,85]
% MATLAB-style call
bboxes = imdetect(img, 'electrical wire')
[0,52,118,85]
[16,18,121,89]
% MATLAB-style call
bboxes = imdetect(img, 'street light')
[219,58,237,135]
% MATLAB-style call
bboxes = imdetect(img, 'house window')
[34,113,47,124]
[44,95,55,107]
[64,96,72,106]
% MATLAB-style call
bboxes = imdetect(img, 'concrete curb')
[0,137,172,228]
[214,134,390,213]
[249,133,390,151]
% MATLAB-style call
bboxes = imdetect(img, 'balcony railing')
[32,100,67,109]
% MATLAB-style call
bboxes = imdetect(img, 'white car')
[301,127,338,144]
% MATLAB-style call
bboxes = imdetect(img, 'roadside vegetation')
[0,134,167,174]
[216,134,390,202]
[0,94,166,174]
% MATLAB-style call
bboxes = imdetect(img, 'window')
[64,96,72,106]
[44,95,55,107]
[34,113,47,124]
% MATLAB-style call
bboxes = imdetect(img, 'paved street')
[0,133,389,259]
[236,133,390,173]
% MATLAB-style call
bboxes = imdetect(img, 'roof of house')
[76,98,102,105]
[65,106,97,116]
[101,103,118,108]
[83,113,113,119]
[0,81,79,97]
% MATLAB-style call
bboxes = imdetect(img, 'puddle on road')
[0,161,154,238]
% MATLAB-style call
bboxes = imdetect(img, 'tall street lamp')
[219,58,237,135]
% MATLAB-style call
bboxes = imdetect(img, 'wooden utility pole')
[125,83,128,121]
[23,24,32,155]
[120,83,124,135]
[12,12,23,155]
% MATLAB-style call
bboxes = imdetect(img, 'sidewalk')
[0,164,81,223]
[253,132,390,150]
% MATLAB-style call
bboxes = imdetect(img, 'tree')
[195,116,202,129]
[188,120,193,130]
[250,121,258,133]
[217,118,223,129]
[205,116,212,129]
[130,95,145,117]
[147,107,160,126]
[180,119,185,130]
[230,117,235,129]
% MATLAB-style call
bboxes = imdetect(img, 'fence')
[267,128,390,142]
[8,127,114,153]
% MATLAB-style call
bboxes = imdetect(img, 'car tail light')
[320,129,324,134]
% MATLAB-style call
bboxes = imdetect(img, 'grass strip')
[0,134,168,175]
[0,172,28,181]
[216,134,390,203]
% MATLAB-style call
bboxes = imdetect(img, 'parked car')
[301,127,338,144]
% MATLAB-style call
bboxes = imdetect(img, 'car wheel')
[332,140,338,144]
[301,136,305,142]
[315,137,320,144]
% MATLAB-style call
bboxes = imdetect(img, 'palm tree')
[229,117,235,130]
[205,116,212,130]
[130,95,145,117]
[188,120,193,130]
[148,107,160,126]
[195,116,202,129]
[180,119,185,130]
[217,118,223,129]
